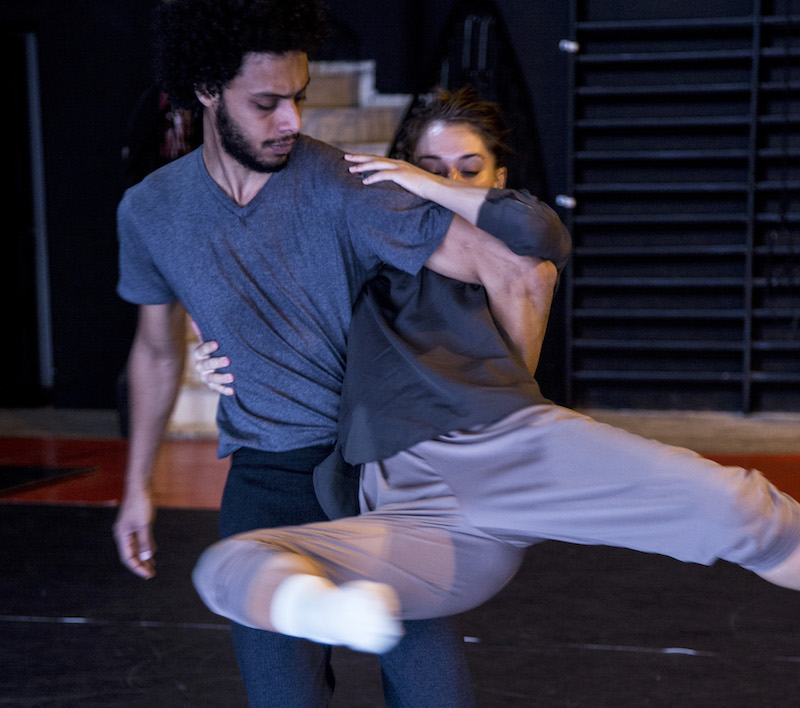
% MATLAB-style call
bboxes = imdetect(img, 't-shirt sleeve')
[344,179,455,276]
[116,191,178,305]
[477,188,572,274]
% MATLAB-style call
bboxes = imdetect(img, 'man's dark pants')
[219,446,476,708]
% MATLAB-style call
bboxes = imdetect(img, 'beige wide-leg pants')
[194,405,800,626]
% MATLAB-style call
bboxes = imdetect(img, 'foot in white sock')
[270,575,404,654]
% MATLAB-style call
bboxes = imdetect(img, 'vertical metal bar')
[25,33,53,391]
[564,0,579,407]
[477,16,492,72]
[742,0,762,412]
[462,15,475,71]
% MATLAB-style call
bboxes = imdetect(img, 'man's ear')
[195,85,217,108]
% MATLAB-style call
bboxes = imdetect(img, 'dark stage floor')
[2,420,799,707]
[3,503,800,707]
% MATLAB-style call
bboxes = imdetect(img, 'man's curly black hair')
[152,0,329,109]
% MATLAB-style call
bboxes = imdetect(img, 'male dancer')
[114,3,565,706]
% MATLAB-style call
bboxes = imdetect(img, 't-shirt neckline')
[194,145,284,216]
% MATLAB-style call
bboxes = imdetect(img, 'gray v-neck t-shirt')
[117,136,453,456]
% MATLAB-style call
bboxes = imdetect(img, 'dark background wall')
[0,0,571,409]
[1,0,161,408]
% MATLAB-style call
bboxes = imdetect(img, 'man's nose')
[278,99,303,134]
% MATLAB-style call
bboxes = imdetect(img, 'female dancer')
[192,88,800,654]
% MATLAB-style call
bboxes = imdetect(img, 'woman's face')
[412,121,507,189]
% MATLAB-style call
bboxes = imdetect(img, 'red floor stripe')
[0,438,797,509]
[0,438,225,509]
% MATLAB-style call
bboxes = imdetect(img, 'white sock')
[269,574,404,654]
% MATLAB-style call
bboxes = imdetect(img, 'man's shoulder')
[296,134,344,159]
[120,149,202,216]
[124,150,200,199]
[291,135,409,204]
[292,135,347,178]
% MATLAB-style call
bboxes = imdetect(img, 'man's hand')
[113,490,157,579]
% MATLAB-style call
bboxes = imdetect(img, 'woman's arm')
[345,154,572,275]
[345,154,489,225]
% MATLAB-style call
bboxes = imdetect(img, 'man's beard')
[216,98,296,174]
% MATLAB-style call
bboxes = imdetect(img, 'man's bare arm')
[113,302,185,579]
[482,256,557,375]
[426,215,558,374]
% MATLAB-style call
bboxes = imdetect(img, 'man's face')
[212,51,309,173]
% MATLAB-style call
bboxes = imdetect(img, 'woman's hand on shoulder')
[345,153,440,201]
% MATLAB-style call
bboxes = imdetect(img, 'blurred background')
[1,0,797,420]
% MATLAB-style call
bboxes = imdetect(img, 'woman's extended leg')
[416,404,800,584]
[194,454,526,651]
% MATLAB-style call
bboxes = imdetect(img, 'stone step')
[306,60,410,110]
[302,105,408,150]
[306,64,361,107]
[304,61,411,151]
